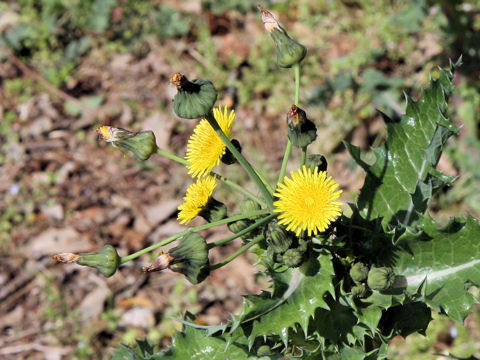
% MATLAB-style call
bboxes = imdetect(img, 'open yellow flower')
[177,176,217,224]
[186,106,235,177]
[273,166,343,236]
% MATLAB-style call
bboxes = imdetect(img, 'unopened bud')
[367,266,395,291]
[76,245,120,277]
[351,284,368,298]
[350,262,369,283]
[266,221,293,253]
[282,248,304,268]
[258,5,307,68]
[286,105,317,148]
[171,73,218,119]
[97,126,157,161]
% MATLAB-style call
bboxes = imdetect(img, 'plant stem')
[210,236,264,270]
[277,63,301,184]
[156,148,188,165]
[301,146,307,166]
[155,148,264,206]
[205,112,274,209]
[208,213,277,248]
[120,209,268,264]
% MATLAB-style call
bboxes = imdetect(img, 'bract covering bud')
[169,233,210,284]
[266,221,293,253]
[171,73,218,119]
[76,245,121,277]
[221,139,242,165]
[97,126,157,161]
[367,266,395,291]
[228,219,250,234]
[258,5,307,68]
[286,105,317,148]
[200,197,227,223]
[349,262,369,282]
[305,154,328,172]
[282,248,304,268]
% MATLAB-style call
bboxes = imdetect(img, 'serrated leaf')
[236,252,335,346]
[157,326,251,360]
[393,215,480,322]
[379,302,431,337]
[347,60,461,227]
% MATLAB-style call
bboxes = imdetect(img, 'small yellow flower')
[186,106,235,177]
[178,176,217,224]
[273,166,343,236]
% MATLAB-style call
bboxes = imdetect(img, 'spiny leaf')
[393,215,480,323]
[235,251,335,347]
[155,326,252,360]
[346,59,461,228]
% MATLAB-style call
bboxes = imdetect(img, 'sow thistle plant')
[53,6,480,360]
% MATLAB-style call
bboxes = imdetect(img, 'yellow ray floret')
[273,166,343,236]
[177,176,217,224]
[186,106,235,178]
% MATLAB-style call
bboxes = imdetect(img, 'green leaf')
[393,215,480,323]
[379,302,431,337]
[347,59,461,227]
[155,326,251,360]
[235,251,335,346]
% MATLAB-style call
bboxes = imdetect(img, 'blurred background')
[1,0,480,359]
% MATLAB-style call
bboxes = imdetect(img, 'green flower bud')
[257,345,271,356]
[171,73,218,119]
[221,139,242,165]
[239,199,261,215]
[200,197,227,223]
[282,248,304,268]
[367,266,395,291]
[258,5,307,68]
[228,219,250,234]
[286,105,317,148]
[169,233,210,284]
[77,245,120,277]
[351,284,368,298]
[349,262,369,283]
[97,126,158,161]
[266,221,293,253]
[305,154,328,172]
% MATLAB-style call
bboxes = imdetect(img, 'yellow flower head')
[273,166,343,236]
[178,176,217,224]
[186,106,235,177]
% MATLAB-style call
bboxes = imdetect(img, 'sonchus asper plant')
[52,5,477,360]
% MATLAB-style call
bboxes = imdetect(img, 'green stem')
[155,148,264,206]
[208,213,276,248]
[205,112,274,209]
[120,209,268,264]
[301,146,307,166]
[156,147,188,165]
[277,63,301,184]
[210,236,264,271]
